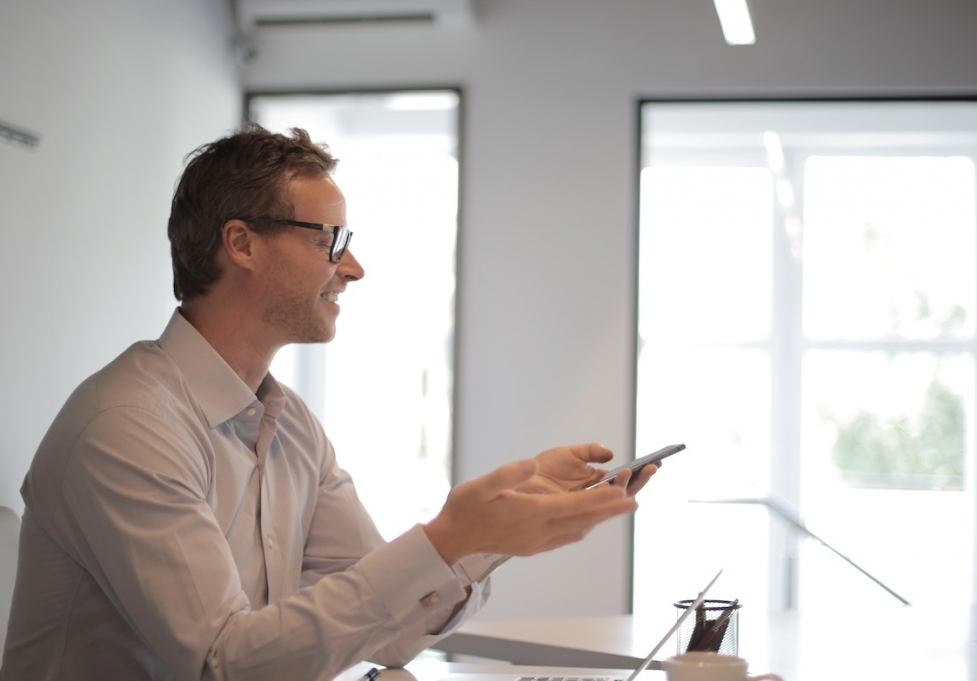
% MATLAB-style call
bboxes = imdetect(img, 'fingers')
[425,454,642,564]
[545,498,638,540]
[625,463,658,496]
[529,482,635,528]
[536,442,614,465]
[612,467,633,487]
[553,478,633,513]
[607,461,660,496]
[518,487,638,555]
[575,442,614,464]
[478,458,539,495]
[437,474,637,560]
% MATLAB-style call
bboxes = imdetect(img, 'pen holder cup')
[673,599,741,656]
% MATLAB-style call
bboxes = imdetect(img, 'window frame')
[243,86,465,534]
[634,95,977,610]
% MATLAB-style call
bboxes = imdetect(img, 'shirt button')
[247,407,257,416]
[419,591,442,609]
[267,537,274,548]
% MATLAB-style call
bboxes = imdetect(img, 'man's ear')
[221,219,257,271]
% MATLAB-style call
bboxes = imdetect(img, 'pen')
[360,667,381,681]
[695,598,739,652]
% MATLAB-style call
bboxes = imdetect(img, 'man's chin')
[286,322,336,345]
[308,324,337,344]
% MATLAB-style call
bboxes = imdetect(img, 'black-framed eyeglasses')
[240,216,353,263]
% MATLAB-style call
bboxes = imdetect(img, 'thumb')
[480,459,539,495]
[581,442,614,464]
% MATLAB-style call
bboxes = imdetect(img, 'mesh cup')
[673,598,741,656]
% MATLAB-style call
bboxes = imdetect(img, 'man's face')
[259,174,363,345]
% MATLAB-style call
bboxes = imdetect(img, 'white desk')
[435,605,977,680]
[338,659,637,681]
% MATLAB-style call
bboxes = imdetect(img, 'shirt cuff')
[356,524,468,626]
[454,554,511,585]
[435,577,491,634]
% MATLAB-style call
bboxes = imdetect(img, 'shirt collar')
[158,308,277,429]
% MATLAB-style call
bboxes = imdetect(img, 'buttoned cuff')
[357,524,467,625]
[435,578,491,634]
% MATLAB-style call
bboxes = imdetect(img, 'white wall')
[0,0,240,511]
[242,0,977,619]
[2,0,977,624]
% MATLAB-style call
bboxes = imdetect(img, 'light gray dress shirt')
[1,310,496,681]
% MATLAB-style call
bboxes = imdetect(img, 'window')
[248,91,460,539]
[633,100,977,615]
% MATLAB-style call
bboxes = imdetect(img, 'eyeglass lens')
[332,227,352,262]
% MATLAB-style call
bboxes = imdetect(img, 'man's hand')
[517,442,657,497]
[422,458,639,566]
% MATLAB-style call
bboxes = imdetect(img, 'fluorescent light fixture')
[713,0,756,45]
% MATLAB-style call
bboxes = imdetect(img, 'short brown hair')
[167,123,338,300]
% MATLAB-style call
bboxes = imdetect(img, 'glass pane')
[803,350,970,491]
[637,99,977,619]
[634,347,773,612]
[636,347,772,497]
[253,92,458,539]
[800,350,974,607]
[804,156,977,340]
[639,167,773,344]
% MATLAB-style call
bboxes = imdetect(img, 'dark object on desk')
[360,667,381,681]
[689,599,739,652]
[673,598,741,655]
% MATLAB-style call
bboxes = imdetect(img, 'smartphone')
[587,444,686,488]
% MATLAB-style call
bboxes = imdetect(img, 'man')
[0,125,655,681]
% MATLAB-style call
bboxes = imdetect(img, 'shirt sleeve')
[297,435,497,668]
[42,405,471,681]
[368,576,493,668]
[456,554,511,585]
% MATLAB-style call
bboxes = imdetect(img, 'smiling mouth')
[323,292,339,303]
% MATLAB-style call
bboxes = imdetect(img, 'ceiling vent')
[236,0,474,31]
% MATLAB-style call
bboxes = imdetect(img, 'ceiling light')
[713,0,756,45]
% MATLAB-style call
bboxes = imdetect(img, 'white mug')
[662,652,783,681]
